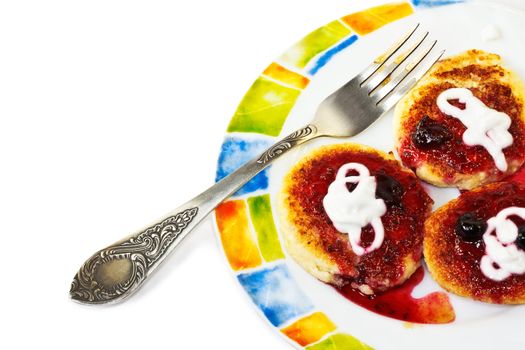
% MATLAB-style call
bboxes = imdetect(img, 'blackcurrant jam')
[517,226,525,250]
[375,172,404,206]
[412,115,453,149]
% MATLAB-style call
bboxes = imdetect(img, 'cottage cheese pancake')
[424,182,525,304]
[278,143,432,294]
[394,50,525,189]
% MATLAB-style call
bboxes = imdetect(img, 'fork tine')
[356,23,420,84]
[373,40,437,102]
[363,31,429,93]
[379,49,446,111]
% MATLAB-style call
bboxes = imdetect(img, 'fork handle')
[70,124,319,304]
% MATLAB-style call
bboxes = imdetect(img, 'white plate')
[214,1,525,349]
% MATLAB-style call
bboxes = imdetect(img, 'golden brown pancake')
[278,143,432,294]
[424,182,525,304]
[394,49,525,189]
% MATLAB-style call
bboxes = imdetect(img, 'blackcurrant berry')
[455,213,487,242]
[412,115,452,149]
[375,172,404,206]
[517,226,525,250]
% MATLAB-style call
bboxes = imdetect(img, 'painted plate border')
[213,1,464,349]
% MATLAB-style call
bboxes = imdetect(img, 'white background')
[1,1,523,349]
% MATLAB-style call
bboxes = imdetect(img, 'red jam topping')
[508,164,525,184]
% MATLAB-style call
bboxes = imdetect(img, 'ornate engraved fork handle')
[70,124,319,304]
[70,207,200,304]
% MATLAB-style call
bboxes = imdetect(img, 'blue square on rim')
[216,136,272,196]
[411,0,463,7]
[237,264,314,327]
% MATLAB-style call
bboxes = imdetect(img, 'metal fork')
[70,24,444,304]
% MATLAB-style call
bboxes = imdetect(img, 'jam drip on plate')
[337,267,455,324]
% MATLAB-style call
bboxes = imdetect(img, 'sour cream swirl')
[437,87,513,171]
[480,207,525,281]
[322,163,386,256]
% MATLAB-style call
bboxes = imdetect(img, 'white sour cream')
[322,163,386,256]
[437,87,513,171]
[480,207,525,281]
